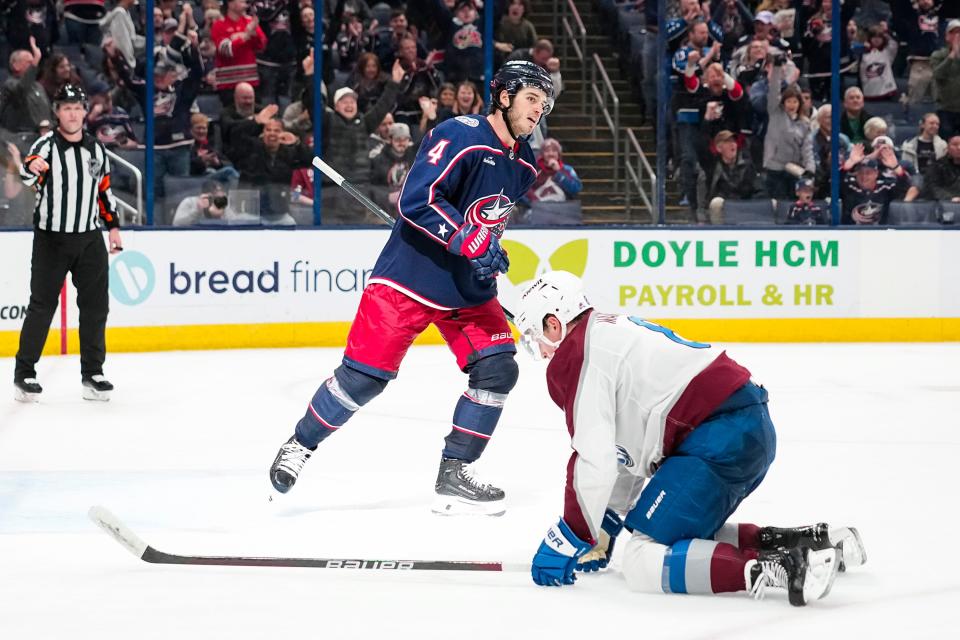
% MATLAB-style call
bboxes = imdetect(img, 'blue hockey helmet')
[489,60,555,115]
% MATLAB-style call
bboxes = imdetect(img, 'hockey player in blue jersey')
[269,60,554,515]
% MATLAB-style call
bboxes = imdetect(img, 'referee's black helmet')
[54,84,88,110]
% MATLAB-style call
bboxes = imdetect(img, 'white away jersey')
[544,312,751,543]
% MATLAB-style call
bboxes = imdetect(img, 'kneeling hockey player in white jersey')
[515,271,866,605]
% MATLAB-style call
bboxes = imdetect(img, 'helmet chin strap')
[495,96,535,144]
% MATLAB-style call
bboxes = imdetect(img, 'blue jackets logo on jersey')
[465,190,515,228]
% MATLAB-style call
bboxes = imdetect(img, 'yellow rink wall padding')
[2,317,958,357]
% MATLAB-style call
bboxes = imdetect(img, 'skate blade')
[14,387,40,403]
[431,494,506,517]
[82,386,111,402]
[803,547,840,603]
[830,526,866,571]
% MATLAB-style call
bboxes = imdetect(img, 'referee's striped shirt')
[20,130,120,233]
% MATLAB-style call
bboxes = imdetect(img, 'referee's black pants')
[15,230,109,381]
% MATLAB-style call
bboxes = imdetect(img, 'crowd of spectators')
[0,0,577,227]
[603,0,960,225]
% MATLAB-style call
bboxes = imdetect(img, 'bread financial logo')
[499,239,588,286]
[109,251,156,306]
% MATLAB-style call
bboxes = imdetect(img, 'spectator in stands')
[157,5,200,74]
[763,61,814,199]
[307,50,403,223]
[85,85,138,150]
[506,38,563,99]
[221,82,266,159]
[4,0,58,55]
[118,49,204,196]
[64,0,106,46]
[100,0,145,69]
[373,9,424,68]
[254,0,298,107]
[862,116,889,152]
[281,98,313,137]
[234,116,312,218]
[783,176,829,225]
[666,0,723,53]
[902,0,943,106]
[497,0,537,56]
[732,38,769,88]
[920,134,960,202]
[672,21,718,77]
[371,122,416,208]
[841,86,871,144]
[172,179,244,225]
[526,137,582,203]
[731,11,792,70]
[437,82,456,110]
[695,129,762,225]
[902,113,947,175]
[696,62,750,157]
[368,111,394,158]
[712,0,751,58]
[212,0,268,105]
[189,113,239,184]
[38,53,84,104]
[841,147,910,225]
[351,52,388,113]
[799,0,832,102]
[333,12,374,84]
[932,20,960,139]
[393,36,442,127]
[431,0,485,85]
[811,104,851,199]
[438,80,483,121]
[859,24,898,101]
[0,38,51,134]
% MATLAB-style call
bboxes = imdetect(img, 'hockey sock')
[441,389,505,462]
[713,523,762,550]
[295,376,358,448]
[623,535,758,594]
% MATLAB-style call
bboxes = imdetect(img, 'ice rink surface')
[1,342,959,639]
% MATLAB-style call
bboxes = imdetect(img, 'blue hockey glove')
[531,518,592,586]
[447,223,510,280]
[576,509,624,572]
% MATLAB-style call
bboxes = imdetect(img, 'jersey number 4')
[628,317,710,349]
[426,139,451,166]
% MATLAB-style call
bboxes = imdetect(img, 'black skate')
[747,546,839,606]
[270,436,315,494]
[759,523,866,571]
[82,375,113,401]
[14,378,42,403]
[432,457,506,516]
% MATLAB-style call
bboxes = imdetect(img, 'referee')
[13,84,123,403]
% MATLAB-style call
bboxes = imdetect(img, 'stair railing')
[624,128,656,221]
[105,148,143,226]
[590,53,620,189]
[560,0,587,115]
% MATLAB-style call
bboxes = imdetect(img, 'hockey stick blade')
[89,505,527,572]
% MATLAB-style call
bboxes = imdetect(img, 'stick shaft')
[312,157,395,226]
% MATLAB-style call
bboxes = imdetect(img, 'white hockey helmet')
[515,271,592,360]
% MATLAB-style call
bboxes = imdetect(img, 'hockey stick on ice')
[89,506,528,572]
[312,157,517,323]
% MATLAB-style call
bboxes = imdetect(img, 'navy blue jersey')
[369,115,538,309]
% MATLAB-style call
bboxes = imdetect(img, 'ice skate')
[759,523,866,571]
[14,378,42,403]
[270,435,315,494]
[830,526,867,571]
[746,546,839,606]
[432,457,506,516]
[82,375,113,401]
